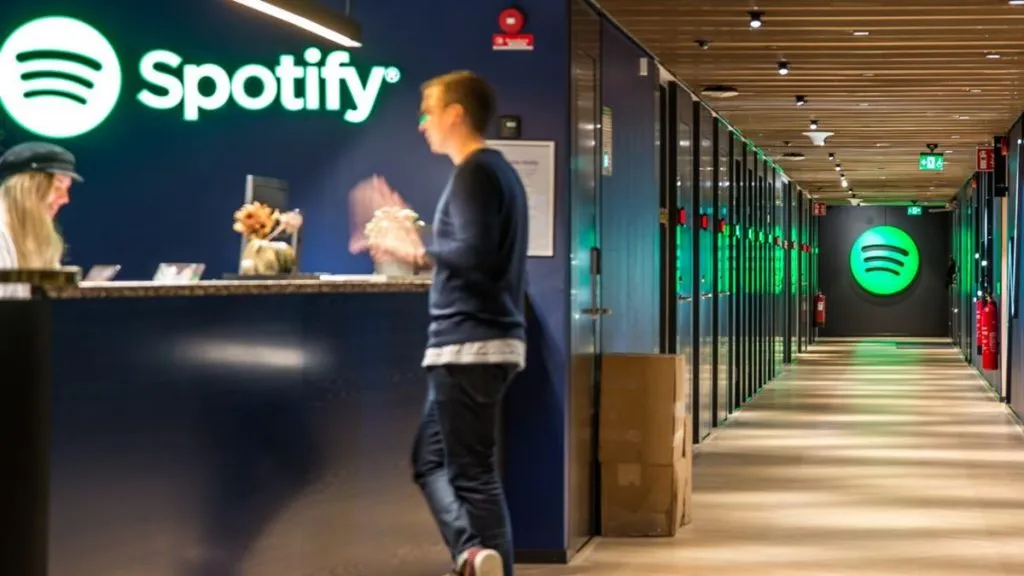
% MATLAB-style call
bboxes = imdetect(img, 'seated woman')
[0,142,82,299]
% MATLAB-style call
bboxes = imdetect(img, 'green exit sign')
[907,205,923,216]
[919,153,944,171]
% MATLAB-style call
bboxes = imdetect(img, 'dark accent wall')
[598,21,659,353]
[819,206,951,337]
[1008,116,1024,417]
[1,0,571,558]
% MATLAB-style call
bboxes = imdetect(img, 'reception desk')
[0,277,462,576]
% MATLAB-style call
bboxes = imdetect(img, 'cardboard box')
[599,354,689,465]
[600,457,690,537]
[599,354,694,537]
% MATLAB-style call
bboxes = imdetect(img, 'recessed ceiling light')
[809,118,818,129]
[828,152,836,161]
[859,102,869,106]
[969,88,982,93]
[749,11,764,29]
[778,61,790,75]
[862,73,875,77]
[986,53,1002,59]
[795,95,807,106]
[701,85,740,98]
[853,31,870,36]
[1010,1,1024,6]
[952,135,961,139]
[945,150,953,154]
[956,115,970,119]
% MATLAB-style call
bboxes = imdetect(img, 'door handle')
[580,307,612,317]
[677,296,693,302]
[700,293,714,300]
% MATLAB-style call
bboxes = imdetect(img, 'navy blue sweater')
[426,148,528,348]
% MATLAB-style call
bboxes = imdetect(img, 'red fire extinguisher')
[982,300,999,371]
[976,298,985,355]
[814,292,826,327]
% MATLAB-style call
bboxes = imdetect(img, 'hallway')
[525,339,1024,575]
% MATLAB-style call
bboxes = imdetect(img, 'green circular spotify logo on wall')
[849,225,920,296]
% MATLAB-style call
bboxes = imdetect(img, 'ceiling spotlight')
[1011,0,1024,5]
[841,180,849,189]
[835,164,842,171]
[986,53,1002,59]
[828,152,836,161]
[795,95,806,106]
[853,31,870,36]
[696,39,711,50]
[778,61,790,75]
[749,11,764,28]
[809,119,818,130]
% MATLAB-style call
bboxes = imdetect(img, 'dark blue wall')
[598,22,659,354]
[1,0,571,556]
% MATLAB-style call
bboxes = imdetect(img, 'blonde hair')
[421,70,495,134]
[0,172,64,268]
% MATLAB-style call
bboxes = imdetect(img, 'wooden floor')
[523,339,1024,576]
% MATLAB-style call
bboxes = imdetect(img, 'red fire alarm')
[717,218,726,233]
[699,214,709,230]
[678,207,687,226]
[493,7,534,51]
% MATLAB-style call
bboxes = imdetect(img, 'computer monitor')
[245,175,289,211]
[241,175,300,271]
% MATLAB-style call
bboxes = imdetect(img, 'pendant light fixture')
[227,0,363,47]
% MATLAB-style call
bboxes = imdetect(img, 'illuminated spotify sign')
[0,16,400,139]
[849,225,920,296]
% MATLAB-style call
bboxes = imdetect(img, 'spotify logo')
[849,225,920,296]
[0,16,400,137]
[0,16,122,139]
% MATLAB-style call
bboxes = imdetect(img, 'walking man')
[363,71,528,576]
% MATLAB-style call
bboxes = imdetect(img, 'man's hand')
[348,176,409,254]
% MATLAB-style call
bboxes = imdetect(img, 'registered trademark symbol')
[384,67,401,84]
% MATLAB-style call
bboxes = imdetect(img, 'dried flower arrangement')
[232,202,303,241]
[232,202,304,275]
[364,206,426,276]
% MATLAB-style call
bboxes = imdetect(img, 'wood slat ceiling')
[595,0,1024,204]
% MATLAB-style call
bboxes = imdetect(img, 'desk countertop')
[42,276,431,299]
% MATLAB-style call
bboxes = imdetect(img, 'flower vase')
[375,258,415,277]
[240,238,297,276]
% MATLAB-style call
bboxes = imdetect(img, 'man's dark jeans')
[412,363,516,575]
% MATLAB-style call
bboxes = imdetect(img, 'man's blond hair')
[421,71,496,135]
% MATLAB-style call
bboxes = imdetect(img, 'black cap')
[0,142,83,183]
